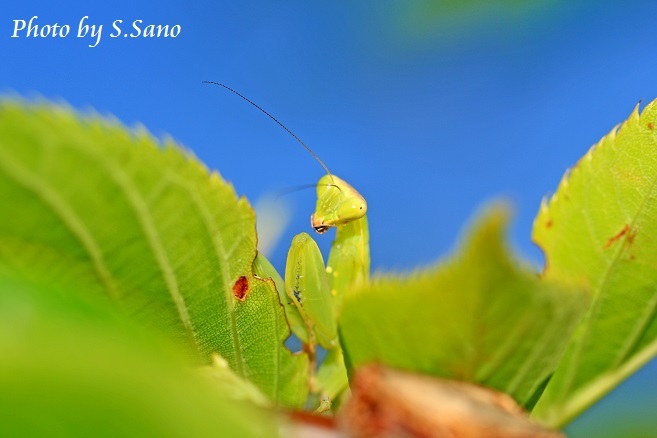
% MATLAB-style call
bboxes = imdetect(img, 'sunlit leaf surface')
[532,101,657,427]
[0,102,307,407]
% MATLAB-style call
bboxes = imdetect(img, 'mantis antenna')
[203,81,334,181]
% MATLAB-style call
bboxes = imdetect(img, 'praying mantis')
[204,82,370,408]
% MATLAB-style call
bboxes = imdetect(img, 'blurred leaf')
[567,415,657,438]
[531,101,657,426]
[0,101,307,407]
[398,0,565,41]
[0,274,276,437]
[340,205,586,406]
[200,353,272,408]
[418,0,541,18]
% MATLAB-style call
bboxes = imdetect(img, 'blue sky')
[2,1,657,434]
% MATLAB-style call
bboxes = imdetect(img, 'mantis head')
[202,83,366,235]
[311,174,367,234]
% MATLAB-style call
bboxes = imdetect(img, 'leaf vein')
[0,147,122,301]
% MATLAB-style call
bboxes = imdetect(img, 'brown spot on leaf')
[627,229,637,246]
[648,122,654,130]
[603,224,630,249]
[546,219,553,229]
[232,276,249,301]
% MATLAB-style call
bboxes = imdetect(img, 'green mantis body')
[254,173,369,406]
[255,174,369,348]
[293,174,368,345]
[287,174,369,405]
[204,81,370,405]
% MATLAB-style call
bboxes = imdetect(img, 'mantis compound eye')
[337,197,367,222]
[311,213,330,234]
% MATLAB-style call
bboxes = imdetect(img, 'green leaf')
[340,205,586,406]
[200,353,273,408]
[0,101,307,407]
[0,273,277,437]
[531,102,657,426]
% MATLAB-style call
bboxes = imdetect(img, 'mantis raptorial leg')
[205,81,370,409]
